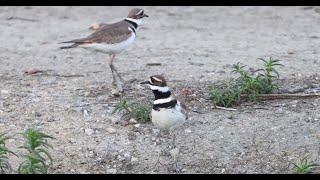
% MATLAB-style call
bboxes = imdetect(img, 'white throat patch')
[154,97,173,105]
[125,18,143,26]
[148,85,169,93]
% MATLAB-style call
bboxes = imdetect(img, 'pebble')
[131,157,138,164]
[170,148,179,156]
[134,124,140,128]
[184,129,192,133]
[83,110,89,117]
[1,90,9,94]
[106,127,116,134]
[106,168,117,174]
[129,118,137,124]
[84,92,91,97]
[85,128,94,136]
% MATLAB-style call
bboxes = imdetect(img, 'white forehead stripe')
[152,77,162,82]
[148,85,169,92]
[136,10,143,15]
[154,97,172,105]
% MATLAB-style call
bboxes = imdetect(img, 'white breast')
[81,31,136,54]
[151,102,186,132]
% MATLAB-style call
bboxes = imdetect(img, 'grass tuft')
[18,129,54,174]
[290,157,320,174]
[211,57,284,107]
[112,98,152,123]
[0,133,17,174]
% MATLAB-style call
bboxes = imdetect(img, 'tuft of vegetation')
[112,98,152,123]
[18,129,54,174]
[211,57,284,107]
[290,157,320,174]
[0,133,17,174]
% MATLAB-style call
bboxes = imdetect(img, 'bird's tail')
[59,43,78,49]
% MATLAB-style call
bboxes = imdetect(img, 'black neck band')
[153,100,177,111]
[152,90,171,100]
[125,19,138,29]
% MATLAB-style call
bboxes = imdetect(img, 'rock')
[85,128,94,136]
[170,148,179,156]
[1,90,9,94]
[107,127,116,134]
[106,168,117,174]
[129,118,137,124]
[34,112,43,117]
[83,110,89,117]
[131,157,138,164]
[289,100,298,107]
[110,116,120,124]
[288,87,304,93]
[134,124,140,128]
[184,129,192,133]
[84,91,91,97]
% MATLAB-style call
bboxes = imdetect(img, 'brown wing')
[171,90,189,119]
[61,21,133,46]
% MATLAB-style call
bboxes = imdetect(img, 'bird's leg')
[172,132,176,149]
[109,54,117,86]
[110,54,124,82]
[151,130,162,173]
[170,131,179,173]
[109,54,123,92]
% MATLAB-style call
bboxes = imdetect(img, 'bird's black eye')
[150,77,155,83]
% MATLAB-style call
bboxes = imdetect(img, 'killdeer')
[141,75,188,172]
[60,8,148,92]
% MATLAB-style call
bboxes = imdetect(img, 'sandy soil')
[0,6,320,174]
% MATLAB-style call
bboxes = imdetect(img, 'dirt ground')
[1,6,320,174]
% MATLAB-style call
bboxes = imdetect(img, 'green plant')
[18,129,54,174]
[211,80,241,107]
[290,157,320,174]
[0,133,17,174]
[211,57,284,107]
[112,97,152,123]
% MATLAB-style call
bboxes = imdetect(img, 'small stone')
[221,168,226,173]
[84,92,91,97]
[1,90,9,94]
[106,168,117,174]
[34,112,43,117]
[129,118,137,124]
[131,157,138,163]
[170,148,179,156]
[85,128,94,136]
[151,137,156,141]
[134,124,140,128]
[83,110,89,116]
[106,127,116,134]
[110,116,120,124]
[95,130,100,134]
[70,169,75,173]
[184,129,192,133]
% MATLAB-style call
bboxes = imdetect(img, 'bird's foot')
[168,148,180,173]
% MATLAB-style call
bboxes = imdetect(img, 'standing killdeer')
[60,8,148,92]
[141,75,188,172]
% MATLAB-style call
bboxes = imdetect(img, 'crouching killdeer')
[141,75,188,172]
[60,8,148,92]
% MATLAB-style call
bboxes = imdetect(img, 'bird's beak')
[140,81,149,84]
[143,14,149,18]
